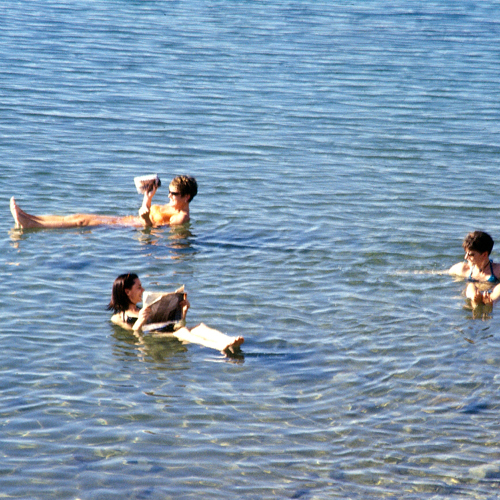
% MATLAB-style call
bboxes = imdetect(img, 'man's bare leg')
[11,197,54,228]
[10,197,142,229]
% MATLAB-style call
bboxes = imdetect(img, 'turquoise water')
[2,1,500,498]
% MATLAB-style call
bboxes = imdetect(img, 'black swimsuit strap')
[123,311,138,325]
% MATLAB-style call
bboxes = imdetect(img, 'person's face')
[168,182,190,208]
[465,248,488,266]
[125,278,144,305]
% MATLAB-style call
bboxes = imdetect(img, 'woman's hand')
[180,298,190,320]
[133,306,151,331]
[466,283,485,306]
[482,286,500,305]
[483,291,493,305]
[473,288,485,304]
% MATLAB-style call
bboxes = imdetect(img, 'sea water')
[1,1,500,498]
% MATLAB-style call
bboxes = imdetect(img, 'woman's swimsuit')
[122,311,178,332]
[123,312,138,326]
[122,310,183,332]
[468,260,500,284]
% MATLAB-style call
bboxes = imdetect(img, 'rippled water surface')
[2,1,500,498]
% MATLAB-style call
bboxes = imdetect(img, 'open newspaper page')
[134,174,161,194]
[141,286,185,333]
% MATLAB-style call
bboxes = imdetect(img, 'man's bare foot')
[10,197,44,229]
[11,197,27,229]
[10,197,20,228]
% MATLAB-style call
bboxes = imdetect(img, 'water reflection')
[465,303,493,321]
[8,228,23,246]
[111,326,189,365]
[8,227,48,246]
[111,326,244,365]
[136,225,197,261]
[456,288,495,320]
[10,224,197,262]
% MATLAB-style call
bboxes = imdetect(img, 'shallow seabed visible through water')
[2,0,500,498]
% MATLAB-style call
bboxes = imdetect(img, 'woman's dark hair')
[462,231,494,255]
[107,273,138,313]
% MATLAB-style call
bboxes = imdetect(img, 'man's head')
[170,175,198,202]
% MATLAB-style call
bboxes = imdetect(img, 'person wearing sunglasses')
[10,175,197,229]
[449,230,500,309]
[138,175,197,227]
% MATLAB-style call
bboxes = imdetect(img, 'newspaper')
[141,286,185,333]
[134,174,161,194]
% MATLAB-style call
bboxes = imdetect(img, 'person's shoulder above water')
[140,175,197,227]
[491,261,500,279]
[149,204,188,226]
[111,311,138,328]
[449,260,470,278]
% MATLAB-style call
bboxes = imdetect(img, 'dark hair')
[171,175,197,202]
[107,273,139,313]
[462,231,494,255]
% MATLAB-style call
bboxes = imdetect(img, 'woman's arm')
[449,261,469,277]
[180,298,190,321]
[111,307,151,331]
[465,282,483,305]
[492,262,500,280]
[132,307,151,331]
[483,284,500,305]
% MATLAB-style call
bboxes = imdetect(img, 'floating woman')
[108,273,244,355]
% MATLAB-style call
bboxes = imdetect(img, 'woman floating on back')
[10,175,197,229]
[108,273,244,355]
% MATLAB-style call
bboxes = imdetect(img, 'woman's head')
[170,175,198,202]
[462,231,494,256]
[107,273,142,312]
